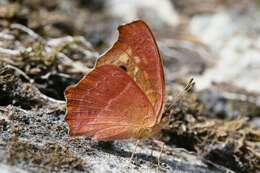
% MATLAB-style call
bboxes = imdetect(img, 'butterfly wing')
[65,64,155,140]
[97,20,165,122]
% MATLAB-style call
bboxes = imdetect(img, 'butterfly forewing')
[97,21,165,122]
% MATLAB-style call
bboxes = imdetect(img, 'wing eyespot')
[119,65,127,72]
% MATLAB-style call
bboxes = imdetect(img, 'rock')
[189,8,260,94]
[0,164,29,173]
[106,0,180,28]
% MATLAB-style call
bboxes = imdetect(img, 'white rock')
[106,0,179,27]
[0,164,29,173]
[189,10,260,93]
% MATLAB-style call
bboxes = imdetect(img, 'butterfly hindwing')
[65,64,156,140]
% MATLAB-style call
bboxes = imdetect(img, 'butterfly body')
[65,20,166,141]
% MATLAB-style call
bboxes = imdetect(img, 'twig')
[45,36,96,74]
[0,47,20,56]
[72,45,99,59]
[47,36,98,59]
[0,32,14,40]
[47,36,84,47]
[47,36,94,50]
[57,52,91,73]
[5,64,33,83]
[39,93,65,105]
[10,23,40,40]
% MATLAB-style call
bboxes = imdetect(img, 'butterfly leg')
[150,147,154,157]
[158,142,164,168]
[129,140,140,164]
[153,139,166,170]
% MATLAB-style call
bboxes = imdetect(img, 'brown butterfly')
[65,20,166,141]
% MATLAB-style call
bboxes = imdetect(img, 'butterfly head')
[136,127,153,139]
[136,114,170,140]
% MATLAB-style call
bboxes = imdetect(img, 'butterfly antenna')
[184,78,195,93]
[168,78,195,111]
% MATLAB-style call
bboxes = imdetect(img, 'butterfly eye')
[119,65,127,72]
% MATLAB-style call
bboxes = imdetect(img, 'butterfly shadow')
[91,141,140,158]
[91,141,224,172]
[91,141,174,169]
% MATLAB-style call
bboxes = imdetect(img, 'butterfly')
[65,20,166,141]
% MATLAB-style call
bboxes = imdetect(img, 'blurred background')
[0,0,260,173]
[1,0,259,123]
